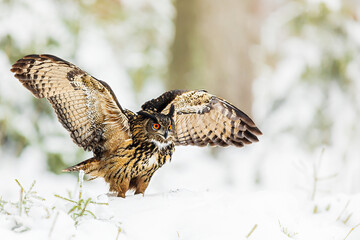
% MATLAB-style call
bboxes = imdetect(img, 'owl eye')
[152,123,160,130]
[168,125,172,131]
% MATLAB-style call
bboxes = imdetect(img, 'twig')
[28,180,36,193]
[116,226,122,240]
[246,224,258,238]
[344,223,360,240]
[91,201,108,205]
[79,170,85,200]
[337,200,350,221]
[54,194,77,204]
[312,148,325,201]
[48,211,59,239]
[78,198,92,217]
[343,213,353,225]
[278,220,298,238]
[15,179,24,216]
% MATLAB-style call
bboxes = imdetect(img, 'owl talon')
[134,191,145,197]
[117,192,126,198]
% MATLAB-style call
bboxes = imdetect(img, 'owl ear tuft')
[168,104,175,118]
[138,110,157,122]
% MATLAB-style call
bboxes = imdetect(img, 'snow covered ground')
[1,180,360,240]
[1,145,360,240]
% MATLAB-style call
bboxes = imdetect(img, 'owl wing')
[141,90,262,147]
[11,54,131,156]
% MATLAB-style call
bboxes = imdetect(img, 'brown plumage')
[11,54,262,197]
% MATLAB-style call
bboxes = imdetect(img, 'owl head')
[138,105,175,145]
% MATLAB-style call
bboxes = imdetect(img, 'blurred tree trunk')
[169,0,267,115]
[168,0,202,91]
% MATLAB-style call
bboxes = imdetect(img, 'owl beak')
[163,131,168,139]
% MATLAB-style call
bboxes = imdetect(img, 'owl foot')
[134,190,145,197]
[117,191,126,198]
[116,179,130,198]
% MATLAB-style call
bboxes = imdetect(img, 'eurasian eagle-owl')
[11,54,262,197]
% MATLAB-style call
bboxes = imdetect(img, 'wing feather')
[11,54,131,156]
[142,90,262,147]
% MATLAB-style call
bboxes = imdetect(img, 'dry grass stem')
[246,224,258,238]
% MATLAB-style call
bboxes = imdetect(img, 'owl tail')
[62,157,103,177]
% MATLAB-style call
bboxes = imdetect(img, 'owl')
[11,54,262,197]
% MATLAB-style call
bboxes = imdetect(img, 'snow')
[1,145,360,240]
[1,173,360,240]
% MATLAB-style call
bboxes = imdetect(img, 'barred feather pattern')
[11,54,130,156]
[143,90,262,147]
[65,117,174,198]
[11,54,262,198]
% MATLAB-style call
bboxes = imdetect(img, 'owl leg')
[117,178,130,198]
[134,176,152,196]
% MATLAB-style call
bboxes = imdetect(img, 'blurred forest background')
[1,0,360,196]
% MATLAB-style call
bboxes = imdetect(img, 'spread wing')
[11,54,131,156]
[141,90,262,147]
